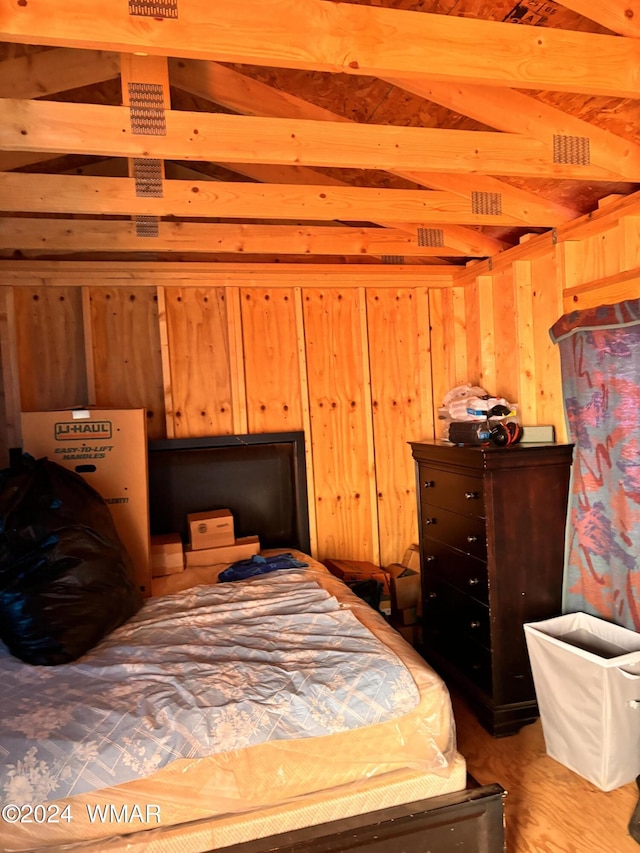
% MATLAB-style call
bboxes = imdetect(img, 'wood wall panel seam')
[358,285,380,568]
[81,286,97,407]
[513,260,536,426]
[294,285,318,558]
[156,285,175,440]
[477,275,497,399]
[225,285,248,436]
[0,286,21,449]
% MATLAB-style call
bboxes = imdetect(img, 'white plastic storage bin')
[524,612,640,791]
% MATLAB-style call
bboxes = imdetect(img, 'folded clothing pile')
[442,383,516,423]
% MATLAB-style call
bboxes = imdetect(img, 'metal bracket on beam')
[128,83,167,136]
[553,134,590,166]
[135,216,160,238]
[128,0,178,18]
[472,192,502,216]
[417,228,444,248]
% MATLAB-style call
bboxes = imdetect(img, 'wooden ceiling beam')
[0,154,504,257]
[172,60,577,226]
[0,218,467,257]
[386,77,640,185]
[555,1,640,37]
[0,260,456,284]
[170,59,342,123]
[218,162,346,187]
[0,172,523,225]
[184,164,507,255]
[428,225,506,258]
[1,0,638,97]
[0,47,120,171]
[171,61,511,251]
[0,47,119,99]
[1,99,629,184]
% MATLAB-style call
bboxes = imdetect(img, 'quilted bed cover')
[0,553,462,852]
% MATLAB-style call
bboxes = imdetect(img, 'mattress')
[1,552,465,852]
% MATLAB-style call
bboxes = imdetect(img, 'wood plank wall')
[0,266,449,568]
[0,195,638,566]
[447,197,640,446]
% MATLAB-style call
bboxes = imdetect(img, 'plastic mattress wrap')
[1,553,463,853]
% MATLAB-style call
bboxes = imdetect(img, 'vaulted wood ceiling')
[0,0,638,266]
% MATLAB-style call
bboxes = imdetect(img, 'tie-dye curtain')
[550,298,640,631]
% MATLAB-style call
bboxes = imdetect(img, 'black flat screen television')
[147,432,311,554]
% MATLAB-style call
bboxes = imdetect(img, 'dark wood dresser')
[410,440,573,737]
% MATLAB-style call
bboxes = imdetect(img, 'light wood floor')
[451,691,640,853]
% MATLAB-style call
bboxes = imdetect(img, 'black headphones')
[489,420,523,447]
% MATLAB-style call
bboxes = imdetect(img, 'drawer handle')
[423,480,435,488]
[425,555,436,563]
[425,517,436,526]
[427,592,437,600]
[465,491,479,500]
[468,577,480,586]
[466,534,478,544]
[470,620,481,629]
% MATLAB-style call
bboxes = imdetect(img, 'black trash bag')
[0,455,143,665]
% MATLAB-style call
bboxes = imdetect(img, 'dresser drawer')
[419,467,485,518]
[423,618,493,696]
[423,577,491,649]
[422,540,488,604]
[421,505,487,561]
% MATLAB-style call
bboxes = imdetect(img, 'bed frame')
[146,431,507,853]
[218,781,506,853]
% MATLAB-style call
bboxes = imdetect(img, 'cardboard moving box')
[323,559,390,595]
[187,509,235,550]
[401,544,421,574]
[151,533,184,577]
[184,535,260,569]
[386,563,420,611]
[21,408,151,596]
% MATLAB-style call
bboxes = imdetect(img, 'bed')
[0,431,505,853]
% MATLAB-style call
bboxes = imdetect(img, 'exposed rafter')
[0,2,637,269]
[172,60,578,225]
[0,172,524,224]
[0,47,119,99]
[1,0,638,97]
[385,77,640,184]
[141,161,509,256]
[1,99,630,186]
[556,1,640,37]
[0,218,468,257]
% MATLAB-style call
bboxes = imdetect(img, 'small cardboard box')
[187,509,235,550]
[401,544,421,575]
[323,559,390,595]
[387,563,420,611]
[184,535,260,568]
[151,533,184,577]
[21,408,151,597]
